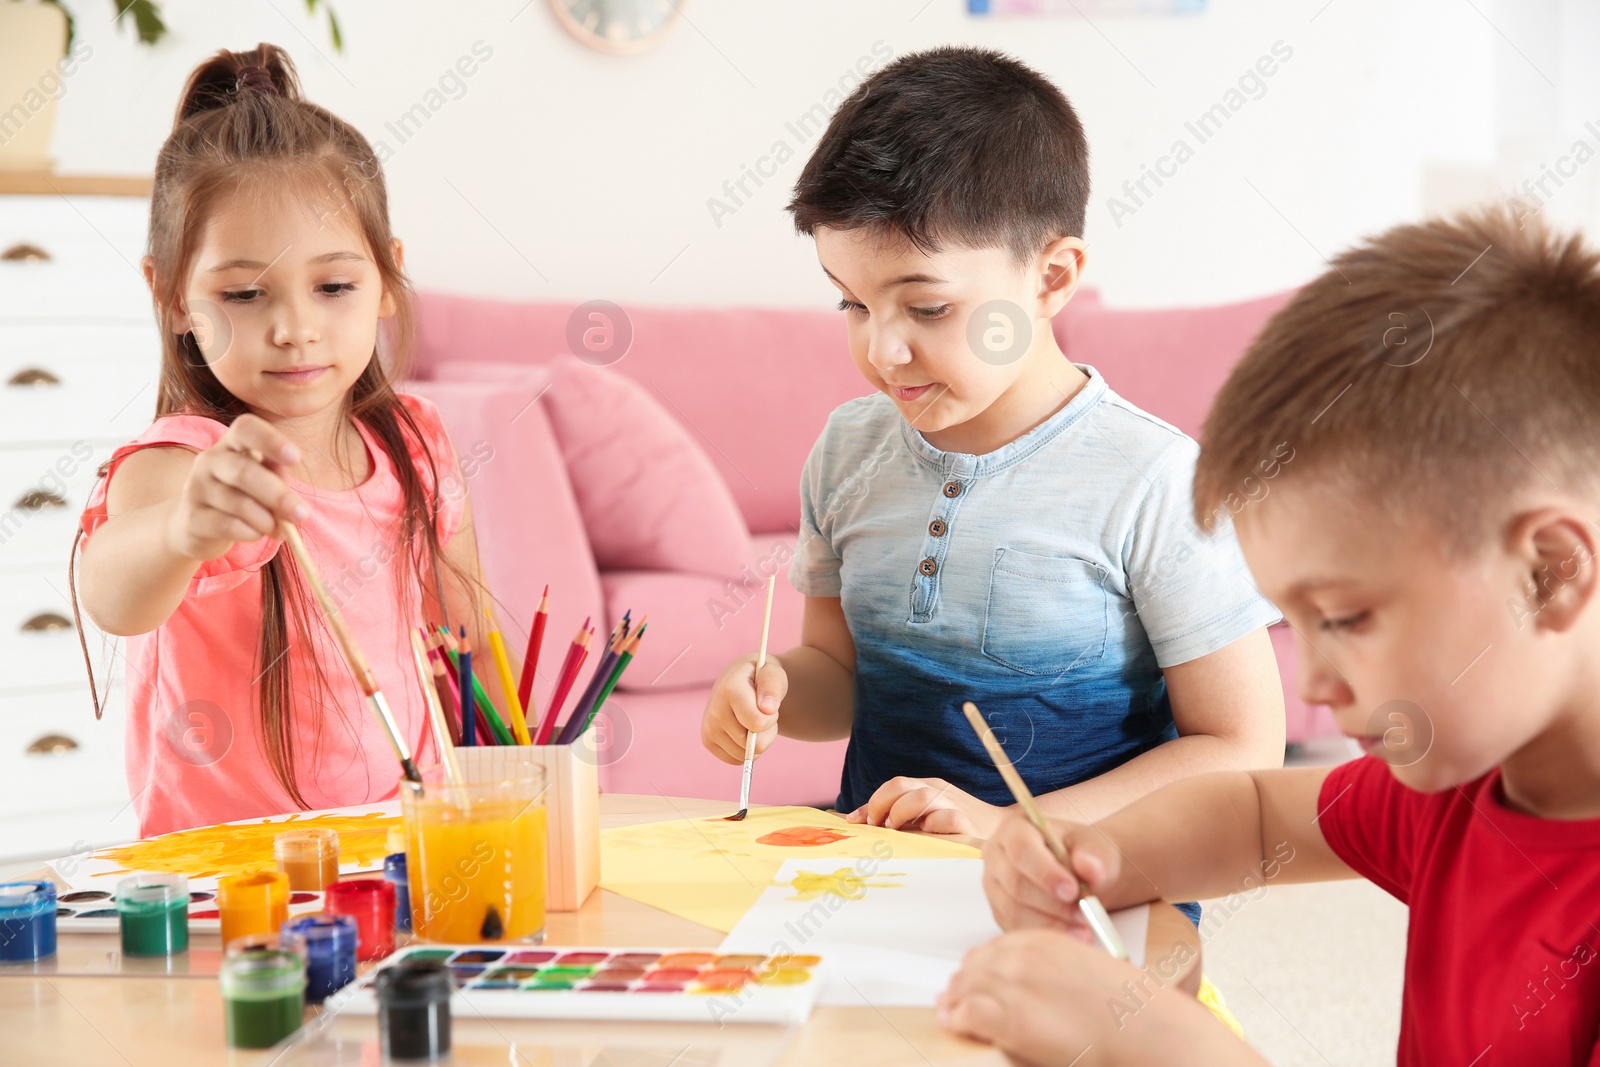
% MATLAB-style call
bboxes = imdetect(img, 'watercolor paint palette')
[340,946,827,1025]
[51,888,329,935]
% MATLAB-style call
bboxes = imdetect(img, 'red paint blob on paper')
[755,826,851,847]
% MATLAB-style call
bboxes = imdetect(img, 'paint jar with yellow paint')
[401,754,548,944]
[217,871,290,947]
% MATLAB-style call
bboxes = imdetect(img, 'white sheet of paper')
[718,857,1148,1007]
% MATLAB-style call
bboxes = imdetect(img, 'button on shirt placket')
[912,462,974,621]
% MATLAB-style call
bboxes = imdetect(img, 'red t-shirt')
[1319,756,1600,1065]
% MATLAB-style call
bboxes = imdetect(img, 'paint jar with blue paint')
[384,853,411,933]
[281,913,357,1004]
[116,873,189,957]
[0,881,56,962]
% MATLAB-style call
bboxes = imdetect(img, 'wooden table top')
[1,794,1200,1066]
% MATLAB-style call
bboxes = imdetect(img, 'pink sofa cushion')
[402,370,606,717]
[411,293,874,534]
[531,356,754,580]
[433,355,755,581]
[1052,289,1296,438]
[600,533,806,692]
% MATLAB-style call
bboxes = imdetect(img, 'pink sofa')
[405,288,1336,805]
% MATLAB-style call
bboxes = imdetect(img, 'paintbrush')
[244,447,421,786]
[409,629,462,788]
[959,701,1129,960]
[729,575,777,822]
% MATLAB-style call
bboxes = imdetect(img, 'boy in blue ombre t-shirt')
[699,46,1284,854]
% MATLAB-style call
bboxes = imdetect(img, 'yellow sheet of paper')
[599,805,981,932]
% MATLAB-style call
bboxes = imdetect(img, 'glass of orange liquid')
[401,754,547,944]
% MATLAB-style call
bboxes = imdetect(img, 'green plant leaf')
[303,0,344,52]
[113,0,168,46]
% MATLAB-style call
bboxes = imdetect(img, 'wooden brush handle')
[279,521,378,696]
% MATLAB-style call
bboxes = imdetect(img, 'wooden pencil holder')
[454,740,600,912]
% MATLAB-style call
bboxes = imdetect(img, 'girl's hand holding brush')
[167,414,308,561]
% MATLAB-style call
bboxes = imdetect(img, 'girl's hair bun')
[174,43,301,127]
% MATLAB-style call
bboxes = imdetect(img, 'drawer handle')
[7,367,61,387]
[14,490,66,511]
[27,734,79,757]
[1,243,50,263]
[21,612,72,634]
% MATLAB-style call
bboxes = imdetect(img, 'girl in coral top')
[73,44,489,837]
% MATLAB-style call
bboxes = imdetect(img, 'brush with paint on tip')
[727,575,776,822]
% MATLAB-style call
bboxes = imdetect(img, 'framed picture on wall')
[968,0,1206,13]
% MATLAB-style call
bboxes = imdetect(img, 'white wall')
[39,0,1598,309]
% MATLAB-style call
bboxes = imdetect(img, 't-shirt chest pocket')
[980,548,1111,677]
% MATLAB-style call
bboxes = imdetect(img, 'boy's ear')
[1036,235,1087,318]
[1509,508,1600,634]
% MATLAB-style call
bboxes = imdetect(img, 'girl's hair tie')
[235,65,278,96]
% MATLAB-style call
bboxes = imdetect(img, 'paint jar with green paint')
[219,946,306,1049]
[116,873,189,957]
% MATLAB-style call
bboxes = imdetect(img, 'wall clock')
[549,0,683,54]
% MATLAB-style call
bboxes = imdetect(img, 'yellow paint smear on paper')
[94,812,399,880]
[779,866,904,902]
[599,805,978,933]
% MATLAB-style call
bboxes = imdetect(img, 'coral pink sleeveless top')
[80,394,463,837]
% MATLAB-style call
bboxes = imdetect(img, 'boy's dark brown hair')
[788,46,1089,262]
[1195,208,1600,548]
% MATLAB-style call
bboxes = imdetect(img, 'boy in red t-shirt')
[936,208,1600,1066]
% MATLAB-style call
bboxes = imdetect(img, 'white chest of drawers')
[0,176,161,862]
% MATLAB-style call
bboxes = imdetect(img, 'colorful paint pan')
[339,945,826,1025]
[59,891,112,904]
[53,885,324,936]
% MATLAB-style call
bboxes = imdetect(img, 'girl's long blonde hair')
[71,43,474,809]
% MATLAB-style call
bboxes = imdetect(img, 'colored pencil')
[730,577,776,821]
[426,646,463,746]
[427,632,478,743]
[539,622,592,745]
[435,624,515,745]
[459,626,475,747]
[960,700,1129,961]
[564,620,625,741]
[517,585,549,713]
[241,448,420,785]
[567,614,645,739]
[409,629,462,788]
[486,610,533,746]
[566,622,646,745]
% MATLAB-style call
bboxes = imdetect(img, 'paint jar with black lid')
[375,958,452,1061]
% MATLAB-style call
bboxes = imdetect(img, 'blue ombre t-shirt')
[789,365,1279,813]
